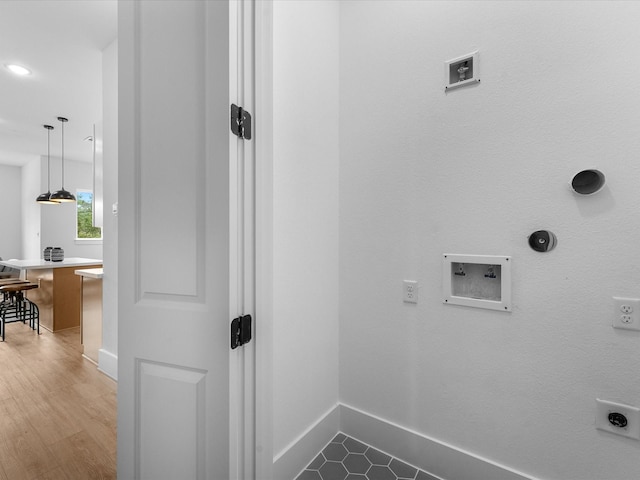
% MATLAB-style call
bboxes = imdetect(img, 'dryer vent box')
[443,254,511,311]
[445,51,480,90]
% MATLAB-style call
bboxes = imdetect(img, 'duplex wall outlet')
[596,399,640,440]
[612,297,640,331]
[403,280,418,304]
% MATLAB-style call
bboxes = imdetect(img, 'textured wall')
[0,164,23,259]
[338,2,640,479]
[272,0,340,459]
[21,158,41,259]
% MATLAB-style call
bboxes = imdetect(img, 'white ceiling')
[0,0,117,167]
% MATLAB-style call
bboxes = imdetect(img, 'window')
[76,190,102,240]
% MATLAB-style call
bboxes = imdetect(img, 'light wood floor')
[0,324,116,479]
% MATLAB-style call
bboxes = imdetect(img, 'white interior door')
[117,1,240,478]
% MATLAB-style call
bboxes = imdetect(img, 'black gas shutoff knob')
[608,412,628,428]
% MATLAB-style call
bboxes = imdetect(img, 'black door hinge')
[230,104,252,140]
[231,314,252,349]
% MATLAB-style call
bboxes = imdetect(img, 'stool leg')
[33,302,39,335]
[27,300,35,331]
[19,293,26,325]
[1,305,5,342]
[28,300,33,329]
[26,301,31,329]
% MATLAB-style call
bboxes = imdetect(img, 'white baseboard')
[98,348,118,381]
[82,354,98,366]
[339,403,537,480]
[273,403,340,480]
[273,402,538,480]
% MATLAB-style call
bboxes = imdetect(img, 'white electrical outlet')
[613,297,640,331]
[403,280,418,304]
[596,399,640,440]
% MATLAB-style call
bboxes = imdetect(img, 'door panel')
[118,1,233,478]
[138,360,206,479]
[138,0,203,299]
[138,0,202,299]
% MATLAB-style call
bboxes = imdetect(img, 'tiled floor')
[296,433,439,480]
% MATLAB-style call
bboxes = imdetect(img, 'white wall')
[0,164,23,259]
[21,158,42,259]
[338,2,640,480]
[40,157,103,259]
[272,0,340,462]
[100,38,118,380]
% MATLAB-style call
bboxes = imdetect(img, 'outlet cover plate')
[596,399,640,440]
[403,280,418,304]
[612,297,640,331]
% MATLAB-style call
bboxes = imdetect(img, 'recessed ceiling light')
[6,64,31,76]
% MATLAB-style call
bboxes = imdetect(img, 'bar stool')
[0,278,30,303]
[0,282,40,341]
[0,278,29,287]
[0,278,29,303]
[0,257,20,279]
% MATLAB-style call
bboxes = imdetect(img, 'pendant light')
[36,125,59,204]
[50,116,76,203]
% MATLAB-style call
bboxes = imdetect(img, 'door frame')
[230,0,276,478]
[230,0,260,478]
[253,0,274,479]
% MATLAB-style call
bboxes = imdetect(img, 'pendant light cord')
[47,127,51,191]
[50,116,74,202]
[60,119,65,189]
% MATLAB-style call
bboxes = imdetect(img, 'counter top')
[0,258,103,270]
[75,268,104,279]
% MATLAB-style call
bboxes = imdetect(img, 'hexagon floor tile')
[295,434,439,480]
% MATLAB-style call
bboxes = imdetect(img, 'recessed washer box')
[444,51,480,90]
[443,254,512,312]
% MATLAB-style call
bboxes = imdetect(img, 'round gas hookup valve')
[571,169,605,195]
[528,230,557,253]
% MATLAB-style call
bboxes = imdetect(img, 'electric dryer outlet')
[596,399,640,440]
[612,297,640,331]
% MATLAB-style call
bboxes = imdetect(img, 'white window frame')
[75,189,103,244]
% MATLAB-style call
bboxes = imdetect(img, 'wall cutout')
[443,254,511,311]
[444,51,480,91]
[571,169,605,195]
[528,230,557,252]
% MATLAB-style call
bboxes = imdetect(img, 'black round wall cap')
[529,230,557,252]
[571,169,605,195]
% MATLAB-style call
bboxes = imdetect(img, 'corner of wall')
[98,348,118,381]
[21,157,43,259]
[273,404,340,480]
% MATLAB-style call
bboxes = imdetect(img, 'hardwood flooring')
[0,324,116,479]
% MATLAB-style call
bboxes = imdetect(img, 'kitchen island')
[0,258,103,332]
[75,268,103,364]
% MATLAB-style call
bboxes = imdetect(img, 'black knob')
[608,412,628,428]
[528,230,557,252]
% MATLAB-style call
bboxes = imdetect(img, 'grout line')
[298,432,432,480]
